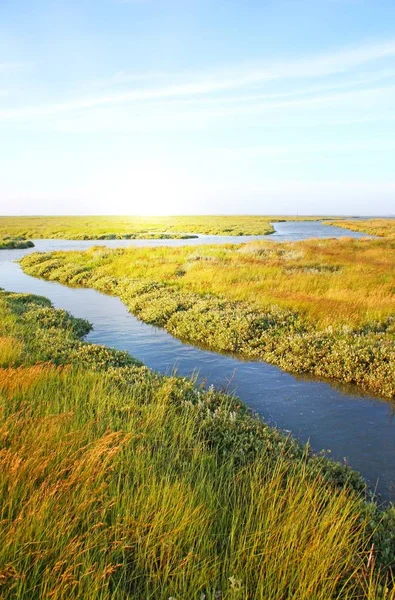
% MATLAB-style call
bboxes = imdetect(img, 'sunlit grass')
[0,215,279,238]
[21,236,394,327]
[0,289,394,599]
[20,235,395,398]
[0,337,24,366]
[328,219,395,239]
[0,367,376,599]
[0,215,355,239]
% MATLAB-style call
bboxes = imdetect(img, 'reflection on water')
[1,221,393,501]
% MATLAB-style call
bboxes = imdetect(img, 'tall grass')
[0,368,378,599]
[0,289,394,598]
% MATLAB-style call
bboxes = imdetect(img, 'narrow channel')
[1,221,393,501]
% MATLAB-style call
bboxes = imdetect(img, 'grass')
[0,236,34,250]
[1,288,395,599]
[20,235,395,399]
[0,215,354,240]
[0,215,277,238]
[328,220,395,239]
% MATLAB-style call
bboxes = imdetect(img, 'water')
[1,221,394,501]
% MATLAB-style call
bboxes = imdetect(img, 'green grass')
[1,289,395,599]
[0,236,34,250]
[0,215,277,238]
[0,215,352,240]
[20,235,395,399]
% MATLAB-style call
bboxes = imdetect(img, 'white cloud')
[1,39,395,122]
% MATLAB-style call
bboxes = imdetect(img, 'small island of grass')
[0,236,35,250]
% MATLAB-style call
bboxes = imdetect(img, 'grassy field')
[20,235,395,398]
[0,237,34,250]
[328,219,395,238]
[1,288,395,599]
[0,214,352,240]
[0,215,278,238]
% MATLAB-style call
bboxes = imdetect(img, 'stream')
[1,221,394,501]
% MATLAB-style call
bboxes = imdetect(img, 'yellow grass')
[34,236,394,327]
[329,219,395,238]
[0,215,276,238]
[0,215,346,239]
[0,288,393,598]
[0,365,388,599]
[0,337,24,366]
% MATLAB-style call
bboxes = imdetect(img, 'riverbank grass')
[0,289,395,598]
[20,234,395,399]
[328,219,395,238]
[0,236,34,249]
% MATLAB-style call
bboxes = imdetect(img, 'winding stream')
[1,221,394,501]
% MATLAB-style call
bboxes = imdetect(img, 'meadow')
[1,288,395,599]
[20,234,395,399]
[0,215,347,240]
[0,215,277,238]
[328,219,395,239]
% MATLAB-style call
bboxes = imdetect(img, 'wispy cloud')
[2,83,394,125]
[1,39,395,122]
[180,67,395,106]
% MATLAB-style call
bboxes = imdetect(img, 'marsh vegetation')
[20,235,395,399]
[328,219,395,238]
[1,289,395,599]
[1,216,394,597]
[0,215,277,238]
[0,215,356,239]
[0,236,34,250]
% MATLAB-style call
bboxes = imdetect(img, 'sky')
[1,0,395,216]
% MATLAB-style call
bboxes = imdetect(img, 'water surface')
[1,221,393,500]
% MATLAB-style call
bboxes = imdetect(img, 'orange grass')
[0,364,66,398]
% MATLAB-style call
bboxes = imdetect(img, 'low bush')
[0,237,34,250]
[20,250,395,399]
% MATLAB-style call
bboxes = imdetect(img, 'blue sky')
[1,0,395,215]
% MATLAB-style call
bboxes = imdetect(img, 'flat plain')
[0,214,348,239]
